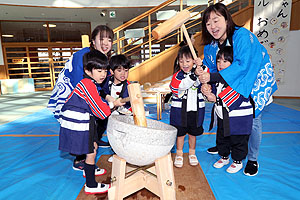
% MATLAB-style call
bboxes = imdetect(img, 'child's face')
[179,54,194,73]
[93,32,112,55]
[217,55,231,71]
[111,66,129,84]
[85,68,107,84]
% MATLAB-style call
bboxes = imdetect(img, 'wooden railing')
[112,0,253,66]
[111,0,253,84]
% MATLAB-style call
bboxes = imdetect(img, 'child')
[170,45,206,168]
[99,54,132,162]
[203,46,253,173]
[58,50,124,194]
[103,54,132,115]
[48,25,114,171]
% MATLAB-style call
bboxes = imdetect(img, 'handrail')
[112,0,253,64]
[113,0,177,33]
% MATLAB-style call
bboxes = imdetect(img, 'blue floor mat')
[0,103,299,200]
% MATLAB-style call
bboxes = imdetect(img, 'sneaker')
[207,146,218,155]
[108,155,114,163]
[84,183,110,194]
[83,168,107,177]
[213,157,229,168]
[97,140,111,148]
[73,159,85,171]
[226,161,243,173]
[73,159,102,174]
[244,160,259,176]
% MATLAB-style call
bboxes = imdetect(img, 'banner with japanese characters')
[253,0,292,85]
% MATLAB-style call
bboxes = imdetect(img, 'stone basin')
[107,115,177,166]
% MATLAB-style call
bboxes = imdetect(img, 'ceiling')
[0,4,158,23]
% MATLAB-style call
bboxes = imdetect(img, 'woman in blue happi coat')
[199,3,277,176]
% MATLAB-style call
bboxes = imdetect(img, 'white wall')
[274,30,300,97]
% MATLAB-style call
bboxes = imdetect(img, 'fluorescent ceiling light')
[43,24,56,28]
[2,34,14,37]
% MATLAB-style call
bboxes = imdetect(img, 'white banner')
[253,0,292,85]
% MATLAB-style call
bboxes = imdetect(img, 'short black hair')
[83,50,109,72]
[216,46,233,64]
[173,45,193,72]
[109,54,130,71]
[178,45,193,60]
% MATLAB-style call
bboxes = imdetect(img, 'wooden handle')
[152,10,191,40]
[128,83,147,127]
[181,24,198,60]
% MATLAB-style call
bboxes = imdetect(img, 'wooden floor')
[76,154,215,200]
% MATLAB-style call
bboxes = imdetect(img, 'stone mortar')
[107,115,177,166]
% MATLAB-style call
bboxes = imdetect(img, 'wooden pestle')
[127,83,147,127]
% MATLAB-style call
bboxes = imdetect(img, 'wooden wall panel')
[291,0,300,31]
[232,7,254,31]
[0,65,8,79]
[128,45,178,85]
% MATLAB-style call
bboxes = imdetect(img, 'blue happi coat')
[203,27,277,117]
[48,47,90,119]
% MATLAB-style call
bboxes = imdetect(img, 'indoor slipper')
[189,154,199,166]
[174,155,183,168]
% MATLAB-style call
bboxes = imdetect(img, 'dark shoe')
[244,160,259,176]
[73,159,101,172]
[73,159,85,171]
[207,146,218,155]
[97,140,110,148]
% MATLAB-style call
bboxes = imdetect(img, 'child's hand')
[194,57,202,67]
[206,92,216,102]
[113,98,126,107]
[201,84,212,96]
[195,65,203,76]
[105,95,115,103]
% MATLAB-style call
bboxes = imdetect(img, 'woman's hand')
[199,71,210,83]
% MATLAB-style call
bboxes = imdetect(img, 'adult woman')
[48,25,113,118]
[200,3,277,176]
[48,25,114,170]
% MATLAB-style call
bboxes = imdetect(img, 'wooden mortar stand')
[108,83,176,200]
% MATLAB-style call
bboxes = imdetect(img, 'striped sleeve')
[75,79,111,119]
[170,71,181,97]
[218,86,241,111]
